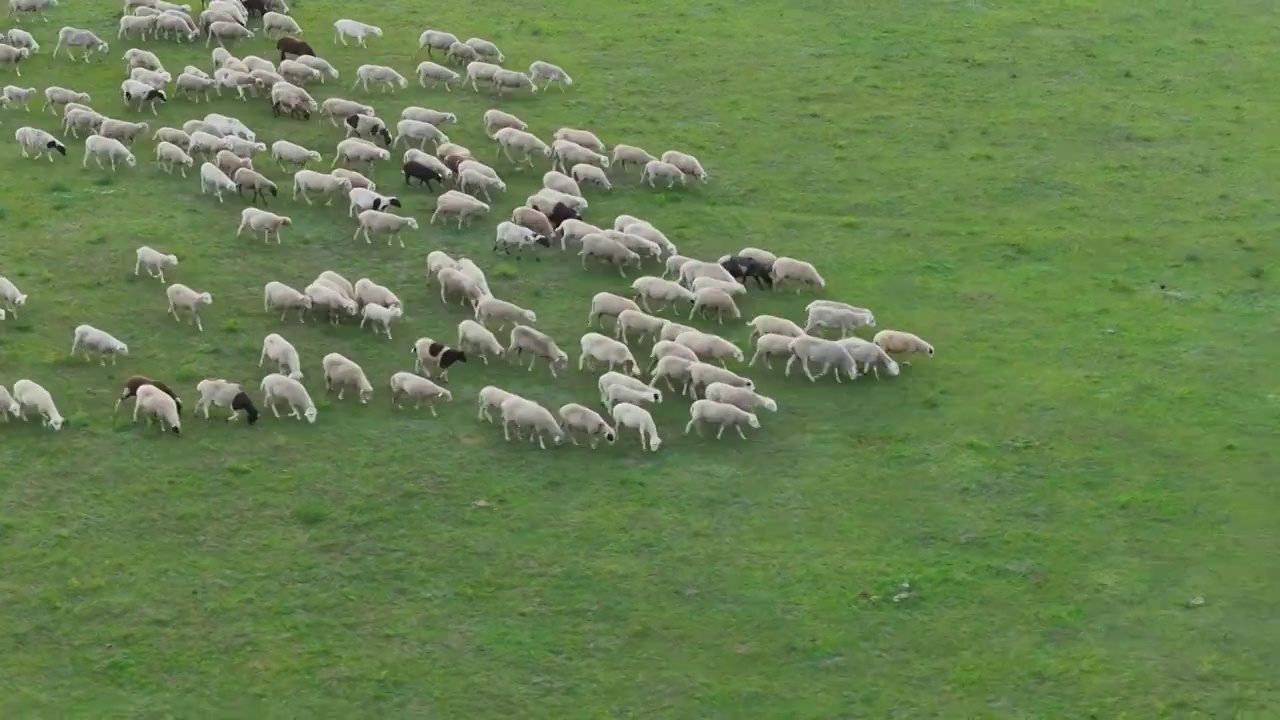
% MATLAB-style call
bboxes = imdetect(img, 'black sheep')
[230,390,260,425]
[545,201,580,229]
[277,37,315,61]
[721,255,773,289]
[403,160,442,190]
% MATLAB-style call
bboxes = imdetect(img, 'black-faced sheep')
[721,255,772,289]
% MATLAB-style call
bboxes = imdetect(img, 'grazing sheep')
[748,332,795,369]
[175,71,216,100]
[580,234,641,277]
[165,283,212,331]
[131,384,182,435]
[11,379,62,430]
[445,40,477,65]
[291,168,350,205]
[14,126,66,160]
[455,319,504,364]
[0,385,17,421]
[278,58,322,85]
[315,270,355,298]
[70,324,128,365]
[0,275,26,317]
[189,130,231,156]
[614,309,667,344]
[233,167,278,205]
[675,329,743,366]
[42,86,91,114]
[322,352,373,402]
[154,13,198,42]
[354,209,419,247]
[771,257,826,293]
[557,403,614,448]
[304,282,357,324]
[415,61,460,91]
[115,377,182,416]
[354,63,407,93]
[5,29,37,53]
[463,37,502,62]
[553,128,605,155]
[332,19,381,47]
[658,321,696,342]
[498,396,565,449]
[388,372,451,414]
[528,60,572,90]
[686,362,754,398]
[236,206,291,243]
[476,385,518,424]
[333,136,390,170]
[873,330,935,363]
[607,230,661,261]
[269,81,317,114]
[679,259,737,287]
[511,206,555,238]
[1,83,36,109]
[571,163,611,190]
[456,257,491,296]
[135,246,178,282]
[660,150,709,183]
[805,304,875,337]
[554,218,602,250]
[347,187,401,217]
[611,403,661,451]
[198,161,236,200]
[119,14,157,41]
[641,159,686,189]
[596,371,649,403]
[270,138,321,169]
[551,138,609,174]
[241,55,276,74]
[411,337,467,380]
[260,373,317,422]
[663,254,693,280]
[206,20,254,47]
[359,303,402,339]
[435,267,483,308]
[331,167,376,191]
[786,335,857,382]
[394,118,448,149]
[686,399,758,440]
[840,339,900,379]
[261,10,300,37]
[213,67,256,99]
[83,134,136,170]
[417,29,458,57]
[736,247,778,268]
[54,27,110,62]
[586,291,640,330]
[630,276,695,314]
[462,60,502,91]
[124,48,163,71]
[263,282,311,324]
[506,324,569,377]
[342,114,394,146]
[194,378,259,424]
[492,220,549,259]
[425,250,458,284]
[294,54,338,82]
[457,167,506,203]
[579,332,641,376]
[689,287,741,324]
[527,187,588,215]
[430,189,489,229]
[611,144,656,171]
[352,277,403,309]
[622,223,677,255]
[601,381,661,412]
[258,332,304,379]
[475,295,535,331]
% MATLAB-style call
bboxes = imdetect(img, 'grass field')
[0,0,1276,716]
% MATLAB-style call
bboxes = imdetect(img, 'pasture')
[0,0,1276,716]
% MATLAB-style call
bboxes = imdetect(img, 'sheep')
[341,114,393,148]
[608,145,654,172]
[581,292,637,332]
[269,81,316,113]
[529,60,573,90]
[689,287,741,324]
[743,315,803,342]
[235,206,292,243]
[570,163,611,191]
[0,385,18,422]
[804,305,875,337]
[686,361,753,398]
[0,275,26,317]
[304,282,357,324]
[454,257,492,297]
[719,255,773,289]
[262,10,300,37]
[240,55,275,74]
[685,399,759,440]
[54,27,110,62]
[14,126,66,161]
[331,167,376,191]
[402,159,444,190]
[675,329,743,366]
[580,234,641,278]
[610,403,660,451]
[733,247,777,269]
[194,378,259,424]
[260,373,317,422]
[747,333,795,369]
[401,106,455,128]
[607,230,662,261]
[455,319,504,364]
[551,138,609,174]
[42,86,91,114]
[489,69,536,96]
[332,19,381,47]
[358,303,402,339]
[641,159,686,189]
[390,119,447,153]
[352,278,401,310]
[82,134,136,170]
[430,190,489,229]
[253,335,305,384]
[556,404,614,448]
[554,218,602,250]
[435,267,483,308]
[127,384,180,435]
[629,276,695,315]
[679,259,737,287]
[770,257,825,293]
[114,376,182,416]
[840,339,900,379]
[354,63,407,93]
[291,168,350,205]
[411,337,467,381]
[276,36,314,62]
[505,324,569,377]
[646,339,699,374]
[294,54,338,82]
[263,283,311,324]
[663,255,693,280]
[658,322,696,342]
[156,13,199,41]
[455,158,497,181]
[1,83,35,109]
[198,9,242,31]
[70,324,128,365]
[417,29,457,58]
[124,47,163,72]
[233,167,278,205]
[319,96,372,126]
[614,308,668,345]
[62,108,105,138]
[315,270,355,299]
[579,332,641,376]
[96,118,150,145]
[213,147,250,177]
[482,108,525,138]
[277,58,321,86]
[174,71,216,100]
[623,223,677,255]
[476,385,518,424]
[354,209,419,247]
[445,41,477,65]
[5,29,37,53]
[491,220,550,259]
[206,20,254,47]
[135,246,178,282]
[463,60,501,91]
[542,170,582,198]
[692,277,746,298]
[873,330,935,363]
[388,372,451,415]
[425,250,458,284]
[454,168,507,204]
[197,161,236,200]
[527,187,588,215]
[415,61,460,91]
[475,296,536,332]
[217,122,262,149]
[213,68,256,100]
[511,206,555,238]
[321,352,373,403]
[333,136,390,170]
[154,139,194,175]
[7,0,53,21]
[493,127,551,167]
[497,396,564,449]
[785,335,858,382]
[189,130,231,156]
[458,37,501,63]
[347,187,401,217]
[205,1,246,22]
[270,139,321,169]
[164,283,213,331]
[11,379,62,430]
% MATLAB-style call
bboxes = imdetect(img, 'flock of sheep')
[0,0,936,448]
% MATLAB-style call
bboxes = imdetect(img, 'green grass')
[0,0,1276,716]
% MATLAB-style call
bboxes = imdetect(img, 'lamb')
[641,159,686,189]
[322,352,373,402]
[354,63,407,93]
[260,373,317,422]
[720,255,773,289]
[580,234,640,277]
[492,220,550,258]
[402,160,443,190]
[5,29,37,53]
[416,61,460,90]
[873,330,935,362]
[354,209,419,247]
[498,396,565,449]
[463,60,501,91]
[506,325,569,377]
[476,385,518,424]
[235,206,291,243]
[511,206,555,238]
[455,319,503,364]
[83,135,136,170]
[435,267,483,308]
[630,276,695,314]
[492,127,551,167]
[542,170,582,197]
[14,126,66,161]
[331,167,376,190]
[389,372,451,414]
[206,20,254,47]
[42,86,91,114]
[135,246,178,282]
[233,167,278,205]
[62,108,105,138]
[557,404,614,448]
[115,377,181,416]
[402,106,455,127]
[164,283,213,331]
[96,118,150,145]
[332,19,381,47]
[11,379,63,430]
[528,60,573,90]
[411,337,467,381]
[54,27,110,62]
[430,190,489,229]
[686,361,754,398]
[805,304,875,337]
[614,309,668,344]
[748,332,795,369]
[586,291,640,330]
[291,168,350,205]
[417,29,458,58]
[261,10,300,37]
[840,339,900,379]
[458,168,507,203]
[70,324,128,365]
[610,403,661,451]
[214,147,250,177]
[347,187,401,216]
[551,138,609,174]
[660,150,709,183]
[333,136,390,170]
[571,163,611,190]
[276,36,314,62]
[482,108,526,137]
[263,282,311,324]
[175,71,216,100]
[689,287,741,324]
[685,399,759,440]
[692,277,746,297]
[393,118,448,149]
[198,161,236,200]
[294,54,338,82]
[475,296,536,331]
[194,378,259,424]
[278,58,322,85]
[359,303,402,339]
[319,97,372,126]
[1,83,35,109]
[270,139,321,169]
[0,275,26,317]
[489,69,536,96]
[0,44,29,76]
[679,259,737,287]
[675,329,743,366]
[579,332,641,376]
[304,282,357,324]
[785,335,858,382]
[770,257,826,293]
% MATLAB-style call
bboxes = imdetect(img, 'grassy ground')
[0,0,1276,716]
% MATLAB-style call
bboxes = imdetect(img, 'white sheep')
[198,161,236,200]
[686,361,753,398]
[292,168,350,205]
[873,330,935,362]
[614,308,667,344]
[691,277,746,298]
[119,14,157,41]
[511,206,555,238]
[262,10,301,37]
[435,267,483,307]
[463,37,502,62]
[318,97,371,126]
[332,167,376,191]
[805,304,875,337]
[586,291,640,329]
[602,382,661,412]
[389,372,451,414]
[97,118,150,145]
[124,48,163,71]
[354,64,406,92]
[263,282,311,324]
[492,126,550,166]
[417,29,458,57]
[679,259,737,287]
[315,270,355,298]
[304,282,358,324]
[660,150,708,182]
[658,322,696,342]
[359,303,402,339]
[269,81,316,112]
[214,147,250,177]
[641,159,686,189]
[5,29,37,53]
[492,220,548,257]
[747,315,805,340]
[407,148,453,178]
[241,55,276,74]
[557,404,614,448]
[0,275,26,317]
[260,373,317,422]
[551,138,608,174]
[14,125,67,161]
[70,324,128,364]
[675,329,743,366]
[354,209,419,247]
[271,139,320,169]
[402,106,455,127]
[193,378,250,422]
[295,54,339,83]
[393,118,448,149]
[155,14,198,42]
[580,234,640,277]
[333,136,390,170]
[236,206,292,243]
[527,187,587,214]
[499,396,565,449]
[332,19,381,47]
[528,60,572,90]
[0,385,20,421]
[456,319,503,363]
[129,384,181,435]
[610,403,660,451]
[704,382,777,414]
[482,108,525,137]
[416,61,460,90]
[278,58,321,85]
[786,335,857,382]
[206,20,254,48]
[506,325,569,377]
[456,257,491,296]
[689,287,741,324]
[425,250,458,283]
[542,170,582,197]
[174,71,216,100]
[349,278,400,311]
[840,338,900,379]
[346,187,400,217]
[83,134,136,170]
[624,223,677,255]
[611,144,655,170]
[748,333,795,369]
[1,83,36,109]
[607,230,661,261]
[463,60,501,91]
[630,276,695,314]
[686,399,759,440]
[165,283,212,331]
[213,67,256,99]
[135,246,178,282]
[54,27,110,62]
[62,107,105,138]
[11,379,63,430]
[663,255,691,280]
[189,130,231,156]
[771,257,825,293]
[571,163,611,191]
[646,339,700,374]
[554,218,602,250]
[257,334,304,381]
[490,69,536,96]
[476,385,518,424]
[42,86,91,114]
[430,190,489,229]
[475,296,535,331]
[579,332,641,376]
[233,167,278,203]
[322,352,373,402]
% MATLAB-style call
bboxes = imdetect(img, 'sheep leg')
[502,418,511,441]
[684,419,698,436]
[167,301,179,322]
[715,425,727,440]
[194,313,203,332]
